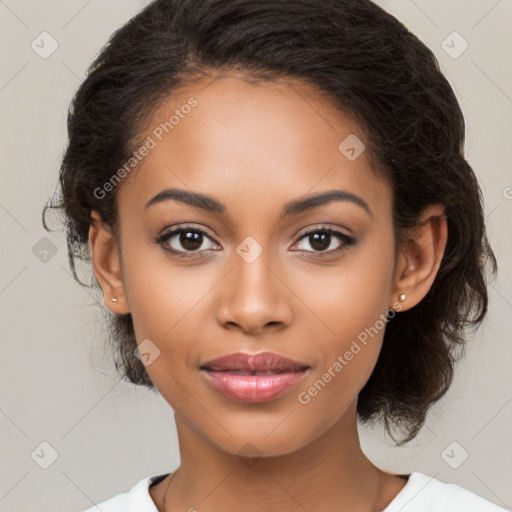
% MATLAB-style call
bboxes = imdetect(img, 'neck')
[158,401,401,512]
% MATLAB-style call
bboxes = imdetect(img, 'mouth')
[199,351,311,403]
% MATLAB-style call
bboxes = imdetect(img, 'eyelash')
[155,224,358,259]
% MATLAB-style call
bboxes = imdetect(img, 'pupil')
[181,231,202,251]
[310,232,330,251]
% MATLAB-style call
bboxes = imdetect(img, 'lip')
[199,351,311,403]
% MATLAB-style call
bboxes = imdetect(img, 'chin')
[202,411,322,460]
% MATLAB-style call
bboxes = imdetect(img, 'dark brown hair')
[42,0,497,445]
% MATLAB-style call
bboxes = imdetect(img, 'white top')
[82,471,510,512]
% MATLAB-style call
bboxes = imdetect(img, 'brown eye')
[156,225,219,256]
[178,230,203,251]
[307,231,332,251]
[293,227,357,255]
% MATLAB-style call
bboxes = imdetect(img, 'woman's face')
[108,76,402,457]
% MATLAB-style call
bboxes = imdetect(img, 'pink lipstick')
[200,351,310,403]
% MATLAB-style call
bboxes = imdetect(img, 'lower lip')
[200,369,310,403]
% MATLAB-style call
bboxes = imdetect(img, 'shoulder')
[81,473,168,512]
[384,472,510,512]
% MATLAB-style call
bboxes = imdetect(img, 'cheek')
[119,238,213,389]
[294,235,394,408]
[302,236,395,344]
[121,234,207,337]
[294,296,389,439]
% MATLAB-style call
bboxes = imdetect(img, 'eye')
[156,224,220,257]
[156,224,357,259]
[292,226,357,256]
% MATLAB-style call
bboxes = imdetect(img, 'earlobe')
[89,210,130,314]
[391,204,448,312]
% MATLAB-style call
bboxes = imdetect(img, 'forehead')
[117,75,391,222]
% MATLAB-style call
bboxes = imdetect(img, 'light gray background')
[1,1,511,511]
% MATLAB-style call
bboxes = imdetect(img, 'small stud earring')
[111,297,118,303]
[399,293,406,302]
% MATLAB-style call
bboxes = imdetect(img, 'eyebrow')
[144,187,372,218]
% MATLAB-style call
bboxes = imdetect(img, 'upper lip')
[200,351,310,372]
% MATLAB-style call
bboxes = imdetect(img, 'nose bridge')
[218,235,291,331]
[233,235,279,305]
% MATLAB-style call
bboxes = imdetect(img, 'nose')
[216,248,294,335]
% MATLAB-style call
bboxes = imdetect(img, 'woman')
[43,0,509,510]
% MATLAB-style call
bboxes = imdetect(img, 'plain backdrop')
[1,1,511,511]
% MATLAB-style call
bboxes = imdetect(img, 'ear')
[390,204,448,312]
[89,210,130,314]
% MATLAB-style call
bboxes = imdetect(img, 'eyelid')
[295,223,354,239]
[156,223,217,242]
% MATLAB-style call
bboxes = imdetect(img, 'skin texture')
[89,75,448,512]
